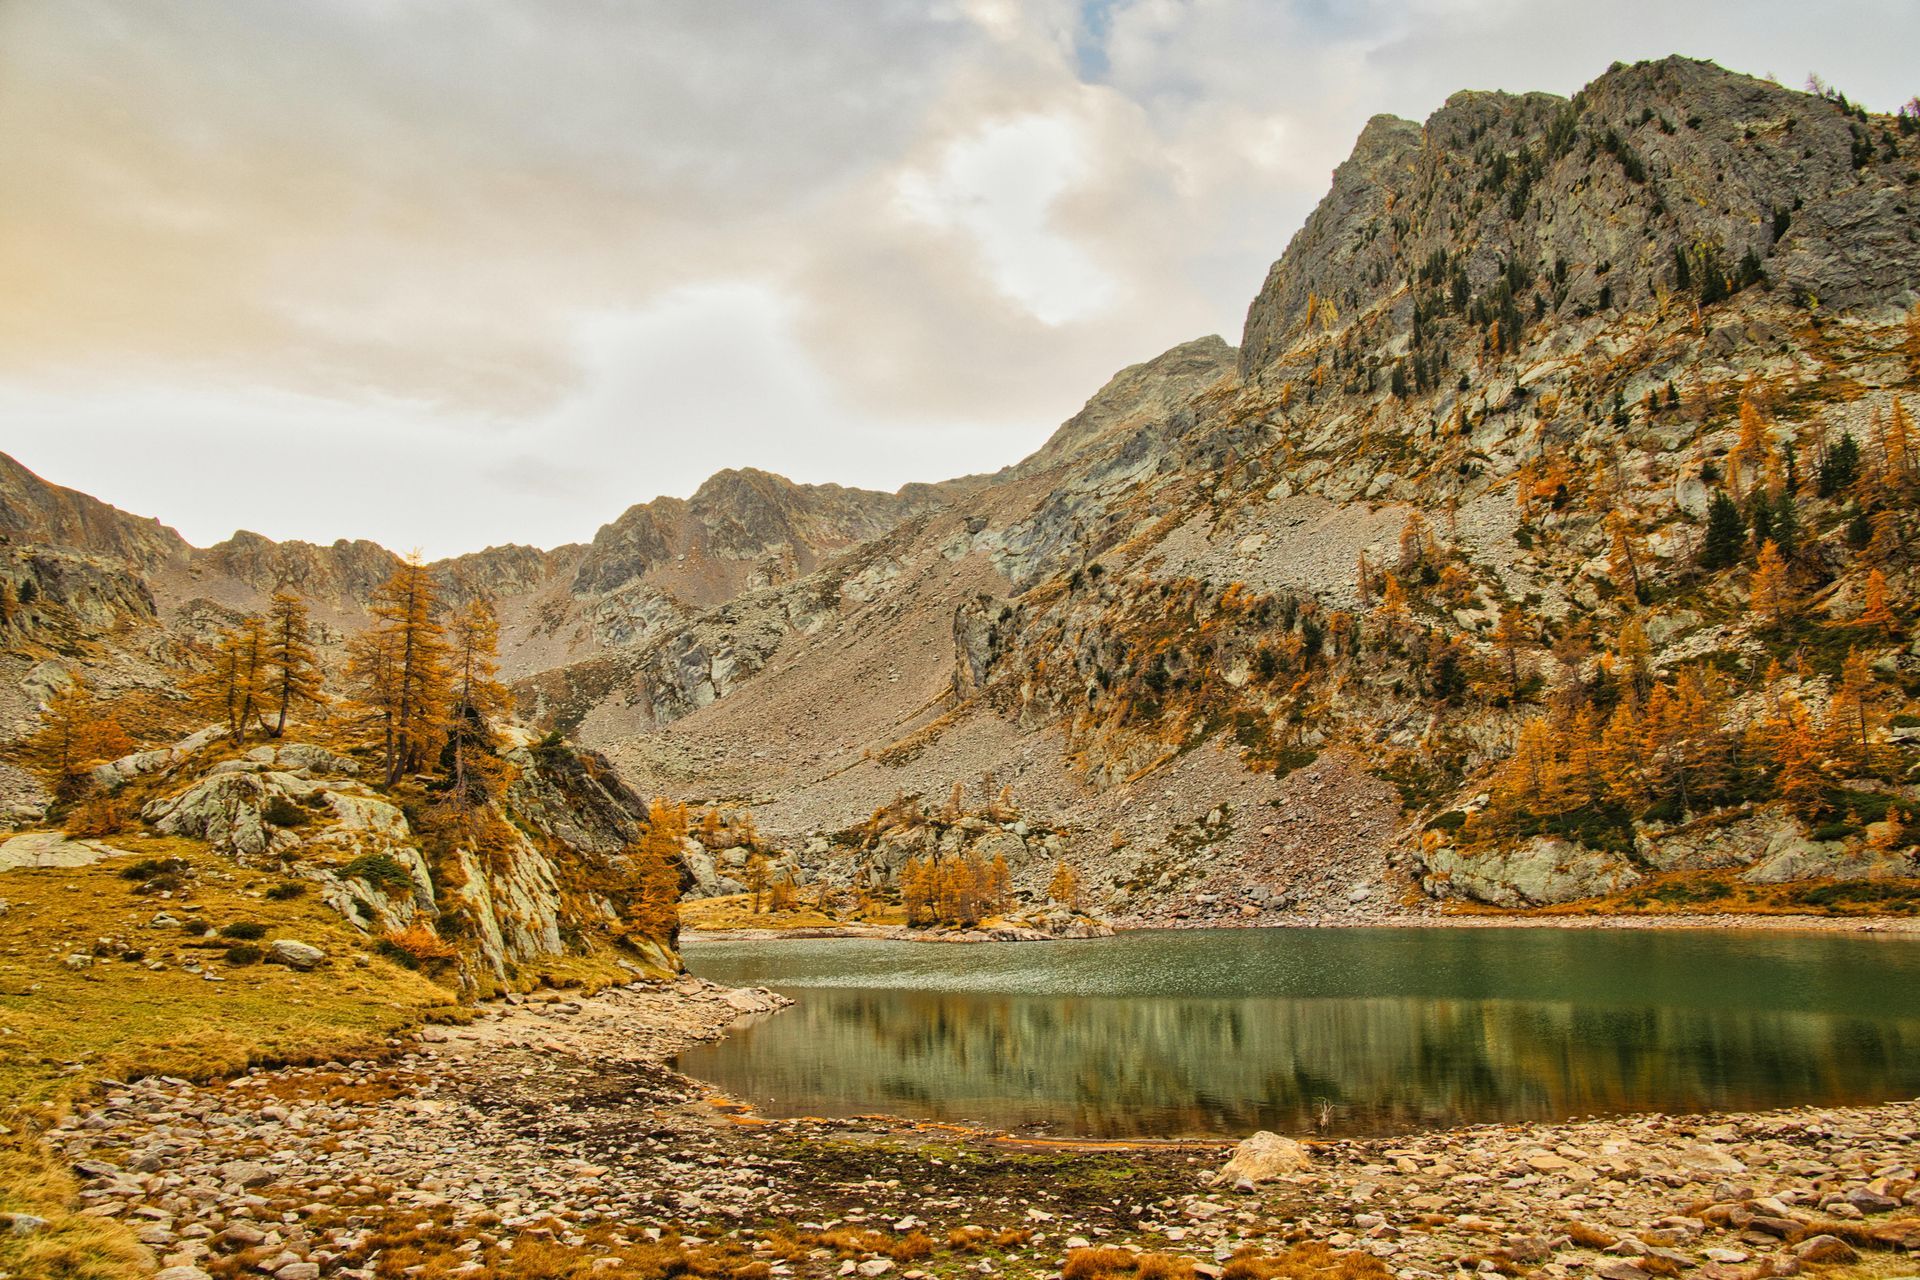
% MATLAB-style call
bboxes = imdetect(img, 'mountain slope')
[7,55,1920,925]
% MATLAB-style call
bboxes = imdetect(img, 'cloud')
[2,1,1915,556]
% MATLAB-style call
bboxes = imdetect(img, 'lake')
[676,926,1920,1138]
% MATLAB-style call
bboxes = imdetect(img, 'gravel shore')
[50,978,1920,1280]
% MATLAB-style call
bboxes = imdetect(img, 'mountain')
[6,56,1920,924]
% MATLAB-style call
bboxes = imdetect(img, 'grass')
[0,832,459,1280]
[679,892,908,932]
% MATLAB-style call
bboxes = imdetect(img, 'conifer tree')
[1612,617,1654,703]
[1749,540,1794,627]
[351,557,451,786]
[1373,573,1409,632]
[1606,511,1646,601]
[262,591,327,738]
[21,677,131,802]
[1492,606,1528,693]
[1700,492,1747,571]
[440,597,510,816]
[1826,648,1881,777]
[1766,696,1829,818]
[1599,700,1649,808]
[1866,509,1902,562]
[1818,431,1861,498]
[189,616,270,745]
[1856,568,1898,633]
[1047,859,1080,909]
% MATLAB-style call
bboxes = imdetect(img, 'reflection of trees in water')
[677,992,1920,1138]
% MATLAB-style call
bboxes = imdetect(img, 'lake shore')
[683,910,1920,943]
[56,975,1920,1280]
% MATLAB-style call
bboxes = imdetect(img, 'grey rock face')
[1241,57,1920,382]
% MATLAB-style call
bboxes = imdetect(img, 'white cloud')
[895,114,1119,325]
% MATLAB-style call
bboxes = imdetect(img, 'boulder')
[267,939,326,970]
[1220,1131,1312,1184]
[1790,1236,1858,1265]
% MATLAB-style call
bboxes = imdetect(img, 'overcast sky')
[3,1,1915,557]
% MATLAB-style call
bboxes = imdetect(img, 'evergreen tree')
[1699,491,1747,570]
[1819,431,1861,497]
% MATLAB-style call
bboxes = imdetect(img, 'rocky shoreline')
[44,975,1920,1280]
[686,912,1920,945]
[1111,911,1920,935]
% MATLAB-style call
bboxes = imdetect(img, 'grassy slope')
[0,834,462,1279]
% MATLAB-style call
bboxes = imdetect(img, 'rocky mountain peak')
[1241,56,1920,379]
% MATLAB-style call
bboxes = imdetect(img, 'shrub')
[1429,810,1468,833]
[219,921,268,940]
[64,797,127,838]
[223,943,263,966]
[378,923,458,970]
[264,881,307,901]
[181,917,214,937]
[261,795,309,828]
[120,856,190,894]
[342,852,417,892]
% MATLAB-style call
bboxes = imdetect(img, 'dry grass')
[0,1130,152,1280]
[679,892,907,932]
[1220,1243,1395,1280]
[1563,1221,1620,1250]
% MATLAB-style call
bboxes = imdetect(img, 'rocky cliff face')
[97,727,672,989]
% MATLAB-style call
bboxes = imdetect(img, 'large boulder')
[1220,1131,1312,1185]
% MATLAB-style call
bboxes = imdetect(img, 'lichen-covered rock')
[142,771,300,861]
[1420,838,1642,907]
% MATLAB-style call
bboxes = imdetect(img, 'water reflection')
[676,928,1920,1138]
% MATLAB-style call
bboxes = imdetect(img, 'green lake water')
[676,927,1920,1138]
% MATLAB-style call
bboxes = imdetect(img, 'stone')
[275,1264,321,1280]
[155,1268,215,1280]
[267,940,326,970]
[219,1161,275,1189]
[0,1211,48,1235]
[856,1261,895,1277]
[1220,1131,1311,1183]
[1790,1236,1858,1265]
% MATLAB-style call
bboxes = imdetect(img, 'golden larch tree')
[1856,568,1898,633]
[263,591,328,738]
[22,677,132,802]
[351,556,451,786]
[441,597,510,816]
[1748,540,1794,628]
[1824,647,1882,777]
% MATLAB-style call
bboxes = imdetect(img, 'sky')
[3,1,1916,557]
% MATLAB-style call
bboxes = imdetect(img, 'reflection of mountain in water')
[675,991,1920,1138]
